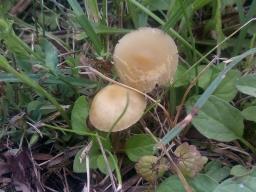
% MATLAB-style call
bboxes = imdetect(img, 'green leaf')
[27,100,42,113]
[75,15,103,55]
[214,70,240,101]
[230,165,251,177]
[188,96,244,142]
[174,65,195,87]
[145,0,171,11]
[96,154,117,174]
[40,39,59,74]
[71,96,90,133]
[157,175,186,192]
[73,147,101,173]
[125,134,156,162]
[242,106,256,122]
[204,161,230,182]
[67,0,84,15]
[198,66,240,101]
[67,0,103,55]
[191,174,218,192]
[73,148,87,173]
[213,176,256,192]
[157,174,218,192]
[236,75,256,97]
[84,0,101,22]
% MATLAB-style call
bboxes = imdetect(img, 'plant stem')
[43,124,98,137]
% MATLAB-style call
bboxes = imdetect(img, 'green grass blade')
[0,55,70,125]
[67,0,103,55]
[164,0,211,30]
[84,0,101,22]
[233,0,256,54]
[67,0,84,15]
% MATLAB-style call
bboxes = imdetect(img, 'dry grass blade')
[96,135,117,192]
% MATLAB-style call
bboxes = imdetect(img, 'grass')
[0,0,256,192]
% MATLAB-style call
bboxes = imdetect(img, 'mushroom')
[89,84,146,132]
[113,27,178,93]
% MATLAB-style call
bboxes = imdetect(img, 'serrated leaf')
[213,176,256,192]
[125,134,156,162]
[242,106,256,122]
[71,96,89,133]
[174,143,208,177]
[236,75,256,97]
[188,96,244,142]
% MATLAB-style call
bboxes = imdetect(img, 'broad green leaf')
[242,106,256,122]
[157,174,217,192]
[214,70,240,101]
[198,65,240,101]
[191,174,218,192]
[230,165,250,177]
[236,75,256,97]
[97,154,117,174]
[251,167,256,177]
[27,100,42,113]
[71,96,89,133]
[174,65,195,87]
[204,161,230,182]
[125,134,156,162]
[73,148,87,173]
[213,176,256,192]
[198,66,219,89]
[73,149,99,173]
[157,175,186,192]
[188,96,244,142]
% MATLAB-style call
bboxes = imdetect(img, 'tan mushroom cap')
[89,84,146,132]
[113,27,178,93]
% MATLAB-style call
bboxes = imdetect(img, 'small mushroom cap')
[113,27,178,93]
[89,84,146,132]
